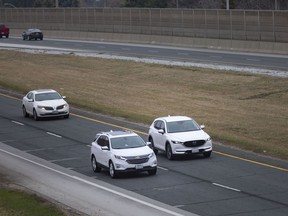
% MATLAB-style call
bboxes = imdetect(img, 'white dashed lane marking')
[213,183,241,192]
[46,132,62,138]
[12,120,24,126]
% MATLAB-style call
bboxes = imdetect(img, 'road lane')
[0,91,288,216]
[0,142,196,216]
[2,37,288,72]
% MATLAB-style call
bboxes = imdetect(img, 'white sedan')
[22,89,69,120]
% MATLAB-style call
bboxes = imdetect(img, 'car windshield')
[111,136,146,149]
[35,92,62,101]
[167,120,200,133]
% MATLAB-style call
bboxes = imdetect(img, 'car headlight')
[206,137,211,141]
[37,105,46,110]
[148,152,155,158]
[114,155,126,160]
[63,103,68,108]
[171,140,183,144]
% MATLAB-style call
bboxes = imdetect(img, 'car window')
[97,135,109,147]
[35,92,62,101]
[167,120,200,133]
[154,120,162,129]
[154,120,165,131]
[27,92,33,100]
[111,136,146,149]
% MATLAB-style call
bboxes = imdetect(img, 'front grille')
[127,158,149,164]
[57,105,64,110]
[184,140,205,147]
[44,107,53,110]
[126,154,150,164]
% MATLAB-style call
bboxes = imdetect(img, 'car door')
[152,120,166,151]
[25,92,34,115]
[94,135,110,167]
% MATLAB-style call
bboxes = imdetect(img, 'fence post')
[273,10,275,42]
[258,10,260,41]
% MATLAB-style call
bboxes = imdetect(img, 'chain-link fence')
[1,8,287,43]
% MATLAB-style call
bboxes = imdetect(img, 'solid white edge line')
[212,183,241,192]
[0,148,185,216]
[46,132,62,138]
[12,120,24,126]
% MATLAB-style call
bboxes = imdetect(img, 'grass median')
[0,50,287,161]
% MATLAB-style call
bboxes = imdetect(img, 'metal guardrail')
[1,8,287,43]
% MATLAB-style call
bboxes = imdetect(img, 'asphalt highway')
[0,90,287,216]
[2,37,288,73]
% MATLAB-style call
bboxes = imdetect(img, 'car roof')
[30,89,57,94]
[98,130,138,138]
[155,115,192,122]
[27,28,41,32]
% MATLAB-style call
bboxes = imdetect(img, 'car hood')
[35,99,67,107]
[168,130,209,142]
[112,146,153,157]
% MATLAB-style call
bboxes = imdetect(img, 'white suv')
[148,116,212,160]
[90,130,157,178]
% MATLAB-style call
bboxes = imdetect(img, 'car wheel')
[148,168,157,175]
[109,161,117,178]
[166,143,174,160]
[91,156,101,173]
[33,109,39,121]
[40,37,43,40]
[203,151,212,158]
[149,137,158,155]
[22,106,29,118]
[28,36,31,40]
[22,36,25,40]
[6,35,9,38]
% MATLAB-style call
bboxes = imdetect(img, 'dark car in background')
[22,29,43,40]
[0,24,9,38]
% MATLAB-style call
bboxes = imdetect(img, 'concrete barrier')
[10,29,288,55]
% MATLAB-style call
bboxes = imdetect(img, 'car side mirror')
[62,96,66,99]
[200,125,205,129]
[146,142,152,149]
[158,129,165,134]
[28,99,34,102]
[101,146,109,151]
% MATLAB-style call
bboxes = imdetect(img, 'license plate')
[192,149,199,153]
[135,164,143,169]
[52,111,59,114]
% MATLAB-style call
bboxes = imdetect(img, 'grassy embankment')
[0,187,68,216]
[0,50,288,161]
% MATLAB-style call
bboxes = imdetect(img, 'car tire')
[28,36,31,40]
[203,151,212,158]
[109,161,117,178]
[22,106,29,118]
[22,36,25,40]
[91,156,101,173]
[148,168,157,175]
[40,37,43,40]
[33,109,39,121]
[6,35,9,38]
[166,143,174,160]
[148,137,158,155]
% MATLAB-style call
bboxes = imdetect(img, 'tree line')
[1,0,288,9]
